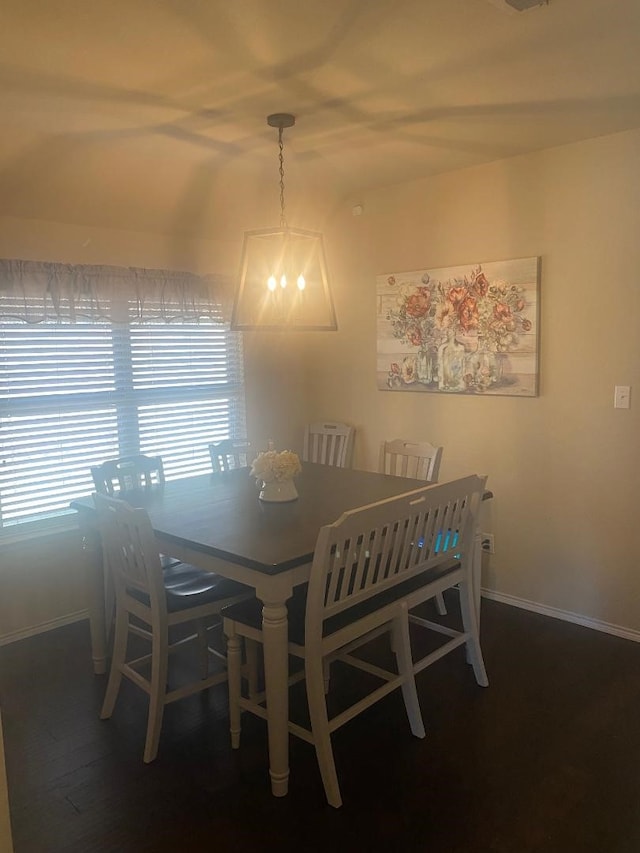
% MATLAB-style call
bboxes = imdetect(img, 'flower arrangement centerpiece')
[251,449,302,502]
[385,264,533,393]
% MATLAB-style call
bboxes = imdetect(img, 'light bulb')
[297,274,306,291]
[267,275,277,292]
[280,274,287,289]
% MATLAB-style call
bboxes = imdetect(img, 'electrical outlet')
[614,385,631,409]
[481,533,494,554]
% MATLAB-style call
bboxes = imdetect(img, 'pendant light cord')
[278,126,287,229]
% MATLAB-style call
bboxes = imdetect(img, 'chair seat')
[162,562,211,587]
[222,560,460,644]
[129,565,250,612]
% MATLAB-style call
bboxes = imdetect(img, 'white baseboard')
[2,594,639,648]
[482,588,640,644]
[0,610,88,647]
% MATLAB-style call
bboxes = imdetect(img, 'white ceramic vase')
[258,477,298,503]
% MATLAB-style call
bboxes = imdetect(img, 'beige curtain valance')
[0,259,232,324]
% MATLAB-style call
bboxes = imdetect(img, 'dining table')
[71,462,490,798]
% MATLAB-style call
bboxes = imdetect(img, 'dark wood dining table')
[71,462,489,798]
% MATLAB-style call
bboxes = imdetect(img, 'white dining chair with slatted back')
[94,492,253,763]
[208,439,252,473]
[91,453,188,643]
[223,475,488,808]
[91,454,167,495]
[379,438,446,615]
[91,454,182,610]
[302,421,355,468]
[379,438,443,483]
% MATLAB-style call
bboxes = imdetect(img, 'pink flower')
[472,270,489,297]
[407,326,424,347]
[405,286,430,318]
[457,295,478,332]
[494,302,512,322]
[447,286,467,307]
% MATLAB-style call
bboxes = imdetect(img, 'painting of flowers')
[377,257,539,396]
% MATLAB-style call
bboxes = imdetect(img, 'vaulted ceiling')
[1,0,639,237]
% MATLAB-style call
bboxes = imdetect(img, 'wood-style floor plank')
[2,596,640,852]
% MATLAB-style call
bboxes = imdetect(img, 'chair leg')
[143,628,169,763]
[435,591,448,616]
[391,608,425,739]
[306,655,342,808]
[323,659,331,695]
[104,567,116,645]
[244,638,259,701]
[459,576,489,687]
[226,628,243,749]
[196,620,209,679]
[100,605,128,720]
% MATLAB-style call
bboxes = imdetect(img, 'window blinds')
[0,317,245,528]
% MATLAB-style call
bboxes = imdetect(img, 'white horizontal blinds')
[127,317,246,480]
[0,320,120,525]
[0,315,245,528]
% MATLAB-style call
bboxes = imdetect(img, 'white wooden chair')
[379,438,447,615]
[94,493,253,763]
[223,475,488,808]
[379,438,443,483]
[91,454,166,495]
[208,439,252,473]
[91,453,181,589]
[91,453,184,640]
[302,421,355,468]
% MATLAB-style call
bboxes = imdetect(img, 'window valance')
[0,258,232,324]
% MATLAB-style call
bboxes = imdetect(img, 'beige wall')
[1,129,639,638]
[306,128,640,632]
[0,530,87,641]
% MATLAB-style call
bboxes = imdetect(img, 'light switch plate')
[614,385,631,409]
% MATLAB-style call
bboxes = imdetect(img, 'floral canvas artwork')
[377,257,540,396]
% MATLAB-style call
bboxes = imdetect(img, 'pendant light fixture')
[231,113,337,331]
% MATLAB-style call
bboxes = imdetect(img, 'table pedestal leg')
[261,598,290,797]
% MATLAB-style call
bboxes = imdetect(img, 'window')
[0,315,245,530]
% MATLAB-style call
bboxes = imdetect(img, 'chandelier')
[231,114,337,331]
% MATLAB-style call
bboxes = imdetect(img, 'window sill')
[0,515,79,546]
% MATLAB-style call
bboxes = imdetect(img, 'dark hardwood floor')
[2,596,640,853]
